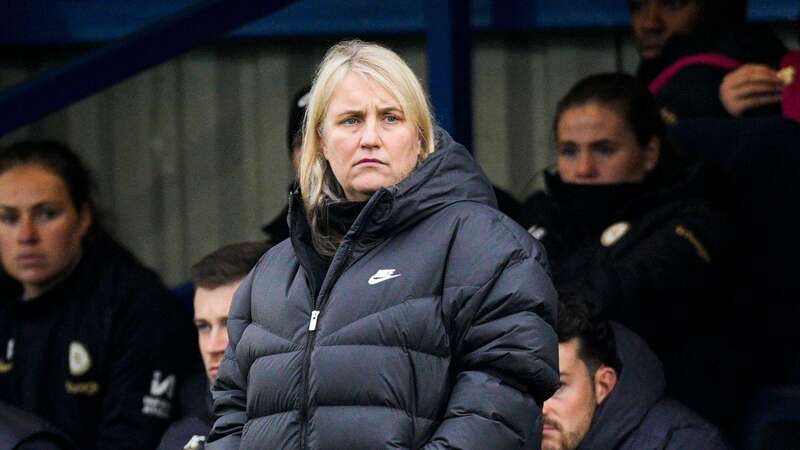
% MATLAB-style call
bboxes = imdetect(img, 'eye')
[594,143,618,156]
[34,207,60,222]
[557,144,578,158]
[384,114,401,124]
[341,117,360,126]
[660,0,690,9]
[195,322,210,333]
[0,211,19,225]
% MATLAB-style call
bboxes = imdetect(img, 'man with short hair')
[541,296,730,450]
[157,241,268,450]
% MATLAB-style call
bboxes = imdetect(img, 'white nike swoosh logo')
[368,273,401,285]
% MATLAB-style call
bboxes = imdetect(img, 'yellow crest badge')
[601,221,630,247]
[69,341,92,376]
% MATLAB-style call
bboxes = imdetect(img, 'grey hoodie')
[578,323,730,450]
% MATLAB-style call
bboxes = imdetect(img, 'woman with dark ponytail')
[0,140,198,450]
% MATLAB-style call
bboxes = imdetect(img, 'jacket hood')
[377,128,496,232]
[290,128,497,238]
[578,322,665,450]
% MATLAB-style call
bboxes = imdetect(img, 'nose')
[575,152,598,179]
[639,2,665,31]
[542,400,551,415]
[210,326,229,354]
[359,117,381,149]
[17,216,39,244]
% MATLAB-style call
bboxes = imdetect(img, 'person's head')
[542,296,620,450]
[288,85,312,173]
[629,0,747,60]
[299,39,435,256]
[553,73,664,185]
[0,141,94,299]
[191,241,269,383]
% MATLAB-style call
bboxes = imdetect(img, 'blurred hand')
[719,64,783,117]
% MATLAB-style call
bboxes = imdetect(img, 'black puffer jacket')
[207,131,559,450]
[578,323,730,450]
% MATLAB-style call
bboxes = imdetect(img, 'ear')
[643,137,660,173]
[77,204,93,239]
[592,366,618,405]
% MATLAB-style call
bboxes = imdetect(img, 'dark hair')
[287,85,311,153]
[699,0,747,30]
[554,73,665,149]
[627,0,747,31]
[557,292,620,375]
[0,140,95,214]
[191,241,270,289]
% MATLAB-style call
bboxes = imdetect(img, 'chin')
[541,439,561,450]
[351,178,394,198]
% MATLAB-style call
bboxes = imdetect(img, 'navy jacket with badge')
[523,167,732,425]
[157,373,215,450]
[578,323,730,450]
[206,130,560,450]
[0,232,199,450]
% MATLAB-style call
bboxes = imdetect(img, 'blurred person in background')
[541,294,730,450]
[158,241,269,450]
[261,85,311,245]
[0,140,198,450]
[522,73,734,428]
[630,0,791,121]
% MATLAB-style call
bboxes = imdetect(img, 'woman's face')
[556,102,659,185]
[0,165,91,299]
[321,72,421,202]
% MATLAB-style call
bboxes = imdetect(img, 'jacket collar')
[289,128,496,255]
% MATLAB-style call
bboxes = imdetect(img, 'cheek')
[51,223,83,261]
[324,135,357,171]
[391,135,421,177]
[198,336,212,356]
[557,158,573,175]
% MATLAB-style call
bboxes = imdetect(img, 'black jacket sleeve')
[422,214,559,450]
[95,278,197,450]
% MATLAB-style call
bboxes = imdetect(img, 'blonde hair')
[298,39,435,256]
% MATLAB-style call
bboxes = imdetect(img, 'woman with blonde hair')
[207,40,558,450]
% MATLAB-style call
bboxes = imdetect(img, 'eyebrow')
[588,139,615,146]
[332,106,404,116]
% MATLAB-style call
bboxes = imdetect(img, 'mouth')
[638,42,663,59]
[355,158,385,166]
[209,366,219,377]
[542,421,559,433]
[16,254,46,267]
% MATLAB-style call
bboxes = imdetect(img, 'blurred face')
[194,281,239,383]
[542,340,598,450]
[557,103,658,185]
[630,0,703,60]
[0,165,91,299]
[321,72,421,201]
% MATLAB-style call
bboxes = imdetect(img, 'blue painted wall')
[2,0,798,45]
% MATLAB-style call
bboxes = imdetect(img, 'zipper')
[300,239,357,450]
[308,310,320,331]
[299,191,385,450]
